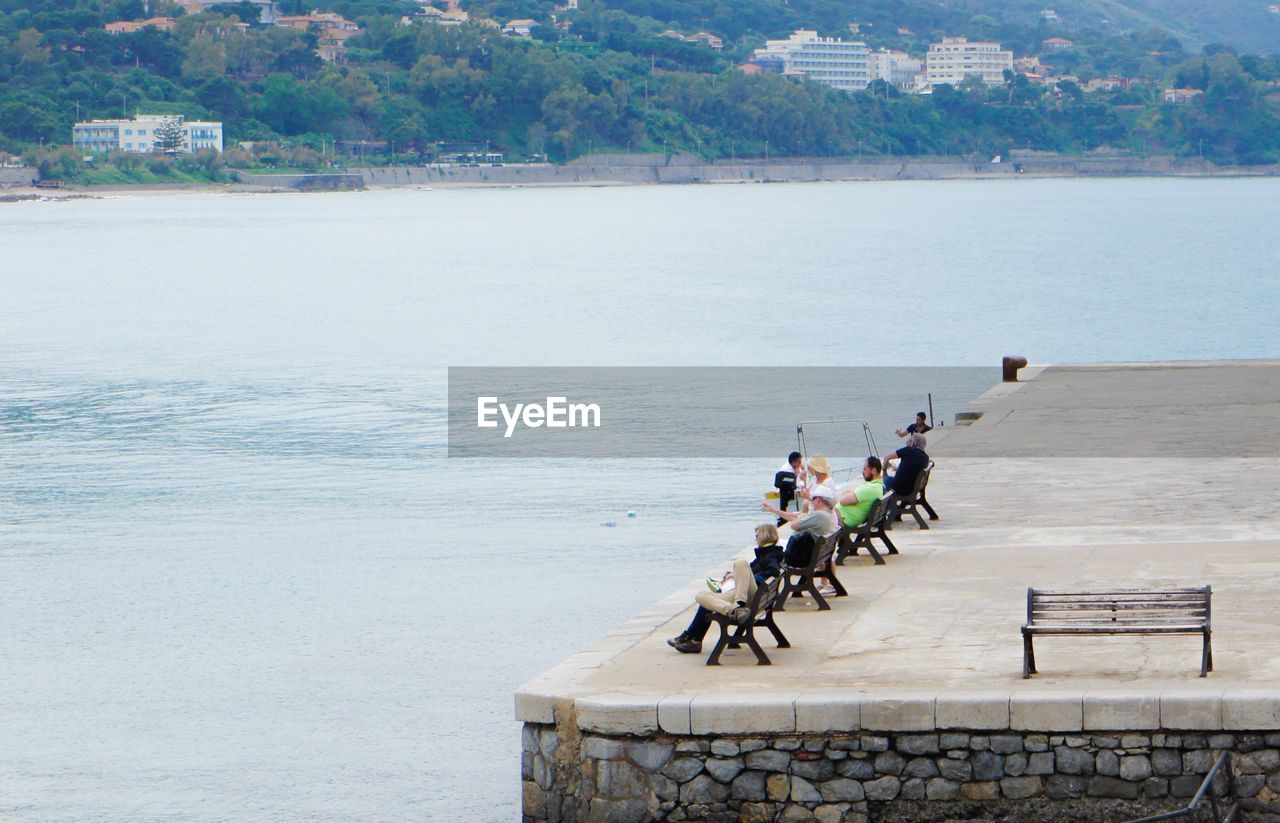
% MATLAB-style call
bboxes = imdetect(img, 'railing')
[1125,751,1239,822]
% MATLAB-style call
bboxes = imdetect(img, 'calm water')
[2,178,1278,820]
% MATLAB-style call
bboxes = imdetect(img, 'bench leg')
[920,494,939,521]
[1202,632,1213,676]
[856,535,885,565]
[824,566,848,598]
[909,503,928,530]
[1023,633,1037,678]
[807,578,830,611]
[761,614,790,648]
[878,530,899,556]
[744,629,772,665]
[706,623,731,666]
[834,532,851,566]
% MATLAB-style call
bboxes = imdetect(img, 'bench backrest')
[749,574,785,616]
[910,461,934,498]
[1027,587,1211,627]
[865,496,889,531]
[810,530,839,572]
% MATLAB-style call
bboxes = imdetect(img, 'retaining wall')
[360,156,1272,188]
[0,167,37,186]
[233,172,365,190]
[518,692,1280,821]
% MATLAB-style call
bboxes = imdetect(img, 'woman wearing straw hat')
[798,454,836,514]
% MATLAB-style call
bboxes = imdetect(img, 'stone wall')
[523,726,1279,822]
[0,167,37,186]
[233,172,365,190]
[359,156,1272,188]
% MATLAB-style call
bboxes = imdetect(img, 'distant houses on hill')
[746,32,1012,93]
[99,5,1172,106]
[744,29,1152,99]
[103,3,362,63]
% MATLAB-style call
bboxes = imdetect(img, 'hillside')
[1,0,1278,181]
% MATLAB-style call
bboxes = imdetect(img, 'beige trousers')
[694,558,756,615]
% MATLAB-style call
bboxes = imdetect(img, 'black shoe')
[776,517,786,527]
[730,606,752,626]
[666,634,688,648]
[672,638,702,654]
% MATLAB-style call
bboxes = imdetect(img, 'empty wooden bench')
[1022,586,1213,679]
[776,530,846,612]
[706,574,790,666]
[887,461,938,530]
[835,496,898,566]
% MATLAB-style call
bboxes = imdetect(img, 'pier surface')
[517,360,1280,727]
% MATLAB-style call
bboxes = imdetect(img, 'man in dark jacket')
[668,524,783,654]
[884,433,929,497]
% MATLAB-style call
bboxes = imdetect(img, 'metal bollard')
[1002,355,1028,382]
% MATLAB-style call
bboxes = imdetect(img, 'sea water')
[2,178,1278,819]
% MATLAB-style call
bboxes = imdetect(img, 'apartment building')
[72,115,224,154]
[868,48,923,89]
[925,36,1013,86]
[751,30,871,92]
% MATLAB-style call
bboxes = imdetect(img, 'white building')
[72,115,224,155]
[502,18,537,36]
[925,36,1013,87]
[751,30,871,92]
[868,48,923,89]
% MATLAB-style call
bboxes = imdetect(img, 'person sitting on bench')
[761,487,840,569]
[798,454,836,514]
[883,434,929,497]
[836,457,886,528]
[668,524,784,654]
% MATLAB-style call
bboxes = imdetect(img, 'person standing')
[773,451,804,526]
[895,412,932,439]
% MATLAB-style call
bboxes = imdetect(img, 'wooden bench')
[835,496,898,566]
[706,574,790,666]
[1022,586,1213,679]
[776,530,846,612]
[887,461,938,530]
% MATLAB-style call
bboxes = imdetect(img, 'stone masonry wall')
[522,726,1280,822]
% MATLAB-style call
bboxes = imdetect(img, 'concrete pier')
[516,361,1280,821]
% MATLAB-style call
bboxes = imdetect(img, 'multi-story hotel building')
[925,36,1013,86]
[751,30,872,92]
[868,48,924,90]
[72,115,224,155]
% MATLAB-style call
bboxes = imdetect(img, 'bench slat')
[1033,590,1207,598]
[1032,602,1207,611]
[1027,625,1206,634]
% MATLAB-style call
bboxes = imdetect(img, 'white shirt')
[803,475,836,511]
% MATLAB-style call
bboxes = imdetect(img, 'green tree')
[152,117,187,154]
[181,32,227,81]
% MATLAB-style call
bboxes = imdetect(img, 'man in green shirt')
[835,457,886,528]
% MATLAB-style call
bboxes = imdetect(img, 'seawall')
[232,172,365,191]
[515,360,1280,822]
[360,155,1276,188]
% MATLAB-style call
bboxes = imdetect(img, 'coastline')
[3,155,1277,200]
